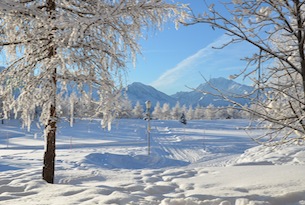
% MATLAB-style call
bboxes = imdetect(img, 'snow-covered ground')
[0,119,305,205]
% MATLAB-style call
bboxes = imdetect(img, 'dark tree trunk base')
[42,118,56,184]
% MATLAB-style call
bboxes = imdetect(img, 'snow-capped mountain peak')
[123,82,177,107]
[125,78,254,107]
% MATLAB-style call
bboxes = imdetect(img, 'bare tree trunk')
[42,61,57,184]
[42,101,56,183]
[42,0,56,184]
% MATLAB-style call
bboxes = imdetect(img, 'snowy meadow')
[0,119,305,205]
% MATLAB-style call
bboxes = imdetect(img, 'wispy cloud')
[150,35,231,91]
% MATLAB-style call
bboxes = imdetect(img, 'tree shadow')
[84,152,189,170]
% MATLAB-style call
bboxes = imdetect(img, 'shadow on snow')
[84,152,189,170]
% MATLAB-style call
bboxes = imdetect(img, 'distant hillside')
[172,77,255,107]
[125,78,255,107]
[123,82,177,107]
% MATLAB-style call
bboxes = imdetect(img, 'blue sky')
[0,1,255,95]
[127,0,255,95]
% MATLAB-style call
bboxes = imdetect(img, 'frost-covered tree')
[161,103,171,120]
[118,96,133,119]
[184,0,305,145]
[214,107,228,119]
[132,101,144,119]
[239,104,251,119]
[152,101,162,119]
[193,104,204,120]
[0,0,187,183]
[181,104,187,116]
[186,105,194,120]
[227,106,238,119]
[171,101,181,120]
[205,104,215,120]
[69,92,78,127]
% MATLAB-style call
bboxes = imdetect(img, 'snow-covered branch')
[182,0,305,145]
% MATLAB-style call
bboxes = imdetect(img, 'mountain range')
[0,64,254,108]
[124,77,255,108]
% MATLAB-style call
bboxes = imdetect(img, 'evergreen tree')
[194,104,204,120]
[119,97,133,119]
[162,103,171,120]
[152,101,162,120]
[132,101,144,119]
[181,104,187,116]
[171,102,181,120]
[215,107,228,119]
[180,112,187,125]
[205,104,216,120]
[227,106,237,119]
[186,105,194,120]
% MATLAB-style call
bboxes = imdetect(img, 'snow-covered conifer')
[171,102,181,120]
[226,106,237,119]
[132,101,144,119]
[118,96,133,119]
[186,105,194,120]
[194,104,204,120]
[205,104,216,120]
[161,103,171,120]
[152,101,162,120]
[215,107,228,119]
[181,104,187,116]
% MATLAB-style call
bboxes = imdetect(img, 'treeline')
[131,101,251,120]
[55,94,252,120]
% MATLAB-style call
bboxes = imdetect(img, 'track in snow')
[148,119,257,166]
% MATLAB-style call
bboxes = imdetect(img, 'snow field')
[0,119,305,205]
